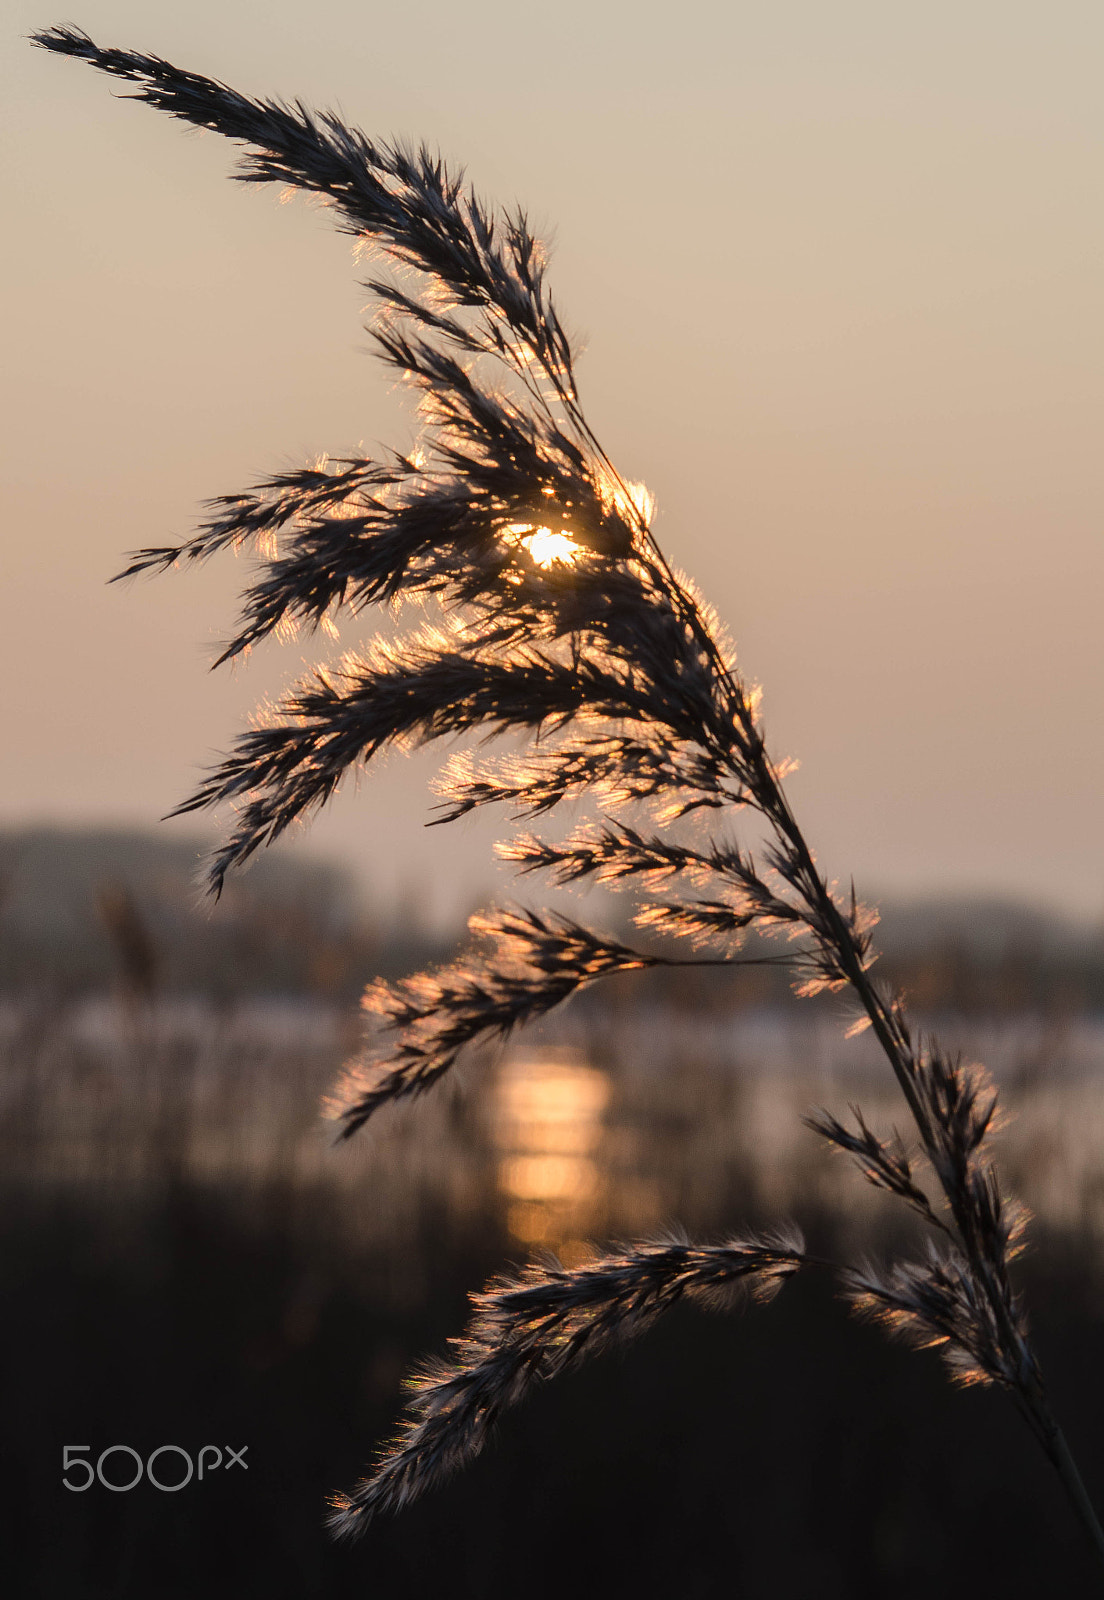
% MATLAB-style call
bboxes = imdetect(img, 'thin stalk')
[1045,1421,1104,1572]
[740,729,1104,1573]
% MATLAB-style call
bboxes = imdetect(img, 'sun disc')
[505,523,581,568]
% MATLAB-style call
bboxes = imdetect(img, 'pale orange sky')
[4,1,1102,925]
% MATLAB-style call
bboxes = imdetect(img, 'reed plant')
[33,25,1104,1573]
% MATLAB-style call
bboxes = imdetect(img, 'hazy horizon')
[5,1,1102,926]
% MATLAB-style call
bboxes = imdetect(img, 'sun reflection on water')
[11,999,1104,1268]
[493,1052,611,1249]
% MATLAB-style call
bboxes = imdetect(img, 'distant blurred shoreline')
[2,825,1101,1014]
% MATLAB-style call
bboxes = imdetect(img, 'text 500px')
[62,1444,248,1492]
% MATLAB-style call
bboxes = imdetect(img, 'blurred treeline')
[0,827,449,1001]
[2,825,1101,1013]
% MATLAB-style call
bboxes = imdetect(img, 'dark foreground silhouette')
[4,1165,1102,1598]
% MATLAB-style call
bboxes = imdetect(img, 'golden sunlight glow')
[504,522,582,569]
[526,527,580,567]
[493,1053,611,1244]
[596,471,655,531]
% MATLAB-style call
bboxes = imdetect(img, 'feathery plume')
[327,1231,807,1539]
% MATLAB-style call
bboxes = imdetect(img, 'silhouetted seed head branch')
[804,1106,951,1238]
[501,821,774,894]
[329,906,792,1137]
[326,1230,807,1540]
[173,632,670,887]
[329,907,656,1135]
[113,457,404,583]
[499,822,809,950]
[34,24,1104,1570]
[843,1231,1032,1392]
[431,738,742,825]
[30,28,582,420]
